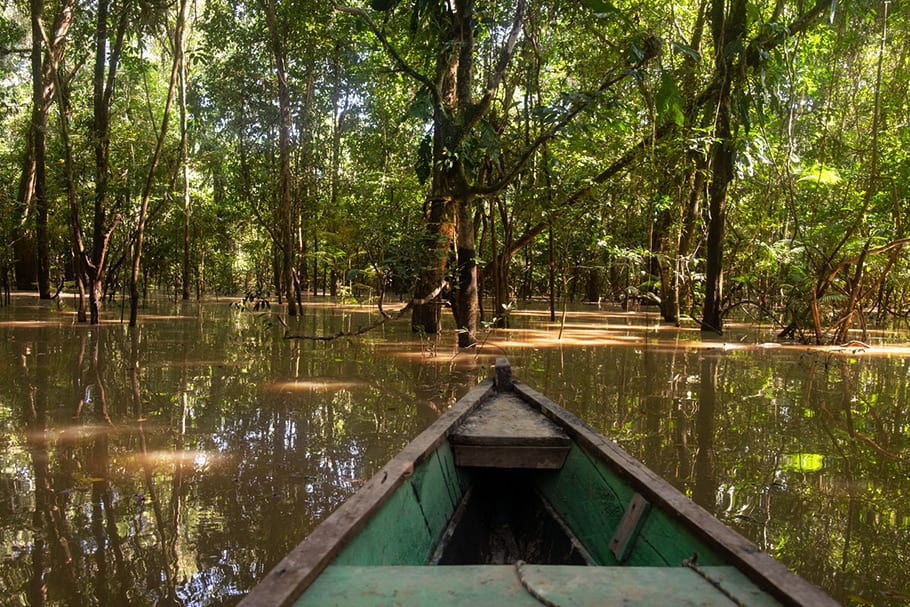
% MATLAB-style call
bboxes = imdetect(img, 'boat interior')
[429,469,595,566]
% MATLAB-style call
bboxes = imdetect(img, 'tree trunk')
[488,196,512,327]
[89,0,128,324]
[21,0,74,297]
[453,200,478,347]
[677,160,705,319]
[261,0,296,316]
[41,4,84,320]
[411,197,455,334]
[701,0,746,334]
[129,0,187,327]
[31,0,51,299]
[179,30,191,301]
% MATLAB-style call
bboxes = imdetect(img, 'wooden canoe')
[238,358,838,607]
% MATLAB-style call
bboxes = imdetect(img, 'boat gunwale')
[237,379,496,607]
[511,380,839,607]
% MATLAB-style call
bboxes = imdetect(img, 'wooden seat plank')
[450,393,570,468]
[295,565,783,607]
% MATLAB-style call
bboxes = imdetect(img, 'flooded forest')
[1,296,909,606]
[2,0,910,605]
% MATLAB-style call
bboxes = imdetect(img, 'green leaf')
[798,163,842,186]
[406,91,433,122]
[671,41,701,63]
[656,73,685,127]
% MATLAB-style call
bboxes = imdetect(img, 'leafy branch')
[332,3,443,113]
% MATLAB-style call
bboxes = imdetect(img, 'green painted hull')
[239,359,838,607]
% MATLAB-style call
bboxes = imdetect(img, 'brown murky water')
[1,295,907,605]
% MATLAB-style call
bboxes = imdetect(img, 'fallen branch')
[281,283,447,341]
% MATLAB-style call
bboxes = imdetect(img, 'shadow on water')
[0,294,907,606]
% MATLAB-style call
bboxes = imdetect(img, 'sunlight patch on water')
[118,449,223,470]
[0,320,67,328]
[129,314,199,321]
[25,422,156,442]
[264,379,367,392]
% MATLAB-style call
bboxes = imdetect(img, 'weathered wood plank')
[452,444,569,469]
[451,393,570,447]
[296,565,783,607]
[450,390,570,469]
[609,493,650,562]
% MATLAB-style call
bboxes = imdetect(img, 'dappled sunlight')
[264,379,368,392]
[509,307,662,323]
[118,449,225,471]
[0,319,70,329]
[26,422,162,442]
[485,328,635,348]
[131,313,199,321]
[819,343,910,357]
[380,349,500,367]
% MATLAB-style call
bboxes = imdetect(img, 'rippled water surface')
[1,295,908,606]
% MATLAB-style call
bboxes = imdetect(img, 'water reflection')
[0,296,908,605]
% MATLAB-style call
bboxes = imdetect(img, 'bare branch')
[461,0,527,137]
[0,46,32,56]
[282,282,448,341]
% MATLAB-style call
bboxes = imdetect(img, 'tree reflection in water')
[0,296,907,606]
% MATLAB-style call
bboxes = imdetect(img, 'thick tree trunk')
[411,198,455,334]
[702,108,732,333]
[701,0,746,334]
[31,0,51,299]
[453,200,478,347]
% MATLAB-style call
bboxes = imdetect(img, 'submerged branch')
[280,283,447,341]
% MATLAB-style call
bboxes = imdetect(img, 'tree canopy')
[2,0,908,344]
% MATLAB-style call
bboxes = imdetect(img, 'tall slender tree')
[128,0,190,326]
[260,0,297,315]
[87,0,130,324]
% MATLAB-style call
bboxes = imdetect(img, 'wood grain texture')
[296,565,783,606]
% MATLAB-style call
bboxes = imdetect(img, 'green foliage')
[0,0,906,346]
[656,72,685,127]
[797,163,842,186]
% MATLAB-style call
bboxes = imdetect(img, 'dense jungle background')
[2,0,910,344]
